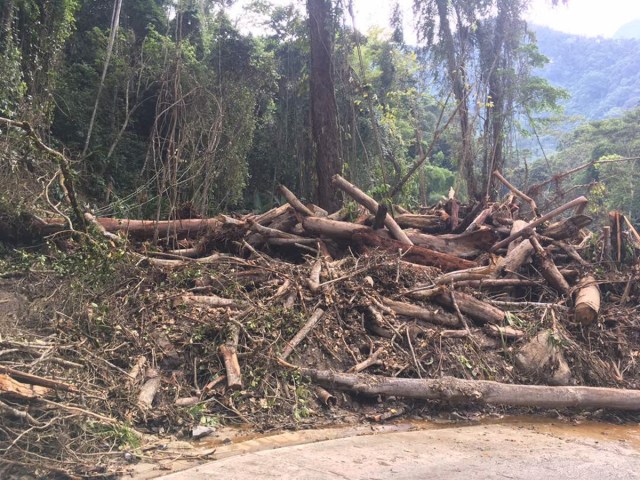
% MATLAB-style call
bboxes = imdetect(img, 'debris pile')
[1,172,640,477]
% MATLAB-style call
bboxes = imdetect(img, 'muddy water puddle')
[131,416,640,478]
[198,415,640,459]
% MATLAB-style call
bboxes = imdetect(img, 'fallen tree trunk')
[353,231,476,272]
[407,227,498,259]
[332,174,413,245]
[298,370,640,411]
[394,213,449,233]
[542,215,592,240]
[530,236,570,295]
[409,289,505,325]
[490,196,588,252]
[38,216,224,240]
[302,216,370,240]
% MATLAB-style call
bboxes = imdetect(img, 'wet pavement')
[136,419,640,480]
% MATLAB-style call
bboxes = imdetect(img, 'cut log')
[530,236,570,295]
[248,219,306,241]
[146,253,245,268]
[138,368,161,409]
[252,204,291,225]
[574,276,601,326]
[279,185,315,217]
[332,174,413,245]
[314,386,337,407]
[372,204,388,230]
[307,260,322,293]
[383,298,461,328]
[408,227,499,259]
[220,325,242,391]
[296,369,640,411]
[303,216,487,263]
[610,211,623,263]
[484,325,525,340]
[353,231,476,272]
[452,278,539,289]
[490,196,588,252]
[464,205,495,232]
[501,239,534,275]
[435,266,497,285]
[128,356,147,384]
[302,216,370,240]
[394,213,449,233]
[181,294,245,309]
[281,308,326,360]
[410,289,505,325]
[446,195,460,231]
[542,215,592,240]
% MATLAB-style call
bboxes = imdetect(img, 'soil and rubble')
[1,173,640,478]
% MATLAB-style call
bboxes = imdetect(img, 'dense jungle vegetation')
[1,0,639,222]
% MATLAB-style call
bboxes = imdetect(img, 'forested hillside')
[534,26,640,119]
[3,3,640,477]
[0,0,568,219]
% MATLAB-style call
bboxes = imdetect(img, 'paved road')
[155,422,640,480]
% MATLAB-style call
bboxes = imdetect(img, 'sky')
[230,0,640,39]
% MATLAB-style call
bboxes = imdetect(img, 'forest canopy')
[0,0,637,220]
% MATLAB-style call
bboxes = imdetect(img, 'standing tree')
[414,0,567,202]
[307,0,343,212]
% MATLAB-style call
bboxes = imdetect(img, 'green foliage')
[91,422,142,450]
[530,107,640,221]
[0,44,27,117]
[534,26,640,120]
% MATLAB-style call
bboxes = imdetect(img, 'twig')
[493,170,539,217]
[0,399,43,426]
[280,308,325,360]
[348,347,385,374]
[406,326,423,379]
[0,366,78,393]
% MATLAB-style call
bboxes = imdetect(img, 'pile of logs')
[19,172,640,412]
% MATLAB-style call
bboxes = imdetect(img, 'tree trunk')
[435,0,475,199]
[307,0,342,212]
[298,370,640,411]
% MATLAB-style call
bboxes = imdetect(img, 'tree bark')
[297,370,640,411]
[490,197,588,252]
[353,231,476,272]
[408,228,498,259]
[332,174,413,245]
[384,298,461,328]
[307,0,342,212]
[574,276,600,326]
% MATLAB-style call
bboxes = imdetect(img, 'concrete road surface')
[155,422,640,480]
